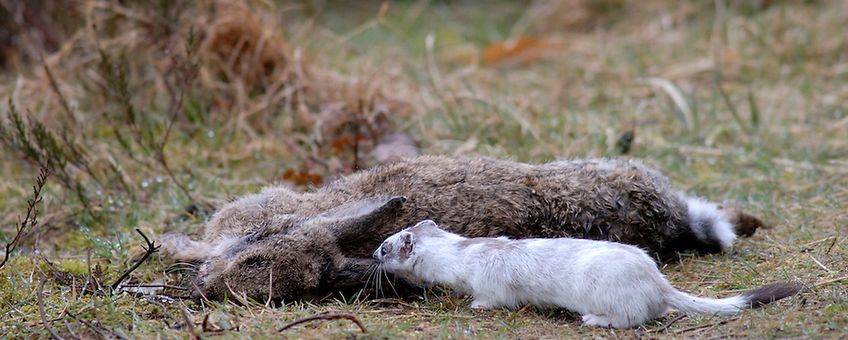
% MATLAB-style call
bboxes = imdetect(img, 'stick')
[62,317,79,340]
[651,314,687,333]
[38,272,66,340]
[673,317,740,334]
[110,229,160,292]
[278,314,368,334]
[78,249,97,300]
[65,311,110,339]
[809,254,833,273]
[120,284,189,291]
[180,305,200,340]
[813,275,848,288]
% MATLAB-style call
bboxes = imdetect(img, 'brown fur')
[164,155,766,302]
[728,209,770,237]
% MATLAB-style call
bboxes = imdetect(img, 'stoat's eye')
[380,246,388,256]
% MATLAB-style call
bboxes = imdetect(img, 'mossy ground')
[1,1,846,338]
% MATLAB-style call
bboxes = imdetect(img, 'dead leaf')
[282,168,324,187]
[482,36,563,65]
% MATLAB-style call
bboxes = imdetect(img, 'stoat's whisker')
[373,270,379,298]
[376,265,385,298]
[362,264,379,297]
[381,268,399,297]
[362,264,373,288]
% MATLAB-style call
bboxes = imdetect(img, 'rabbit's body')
[164,155,766,301]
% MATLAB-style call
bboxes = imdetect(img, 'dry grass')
[1,0,846,338]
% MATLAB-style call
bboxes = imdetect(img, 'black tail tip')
[743,281,804,308]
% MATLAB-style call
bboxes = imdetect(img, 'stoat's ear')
[317,195,407,241]
[411,219,438,230]
[408,219,442,236]
[399,232,414,260]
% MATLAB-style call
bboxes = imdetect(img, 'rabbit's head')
[193,195,407,302]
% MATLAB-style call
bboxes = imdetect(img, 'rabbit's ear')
[316,195,406,241]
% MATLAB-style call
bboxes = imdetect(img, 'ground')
[1,0,846,338]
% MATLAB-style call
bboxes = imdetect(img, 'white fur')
[682,194,736,250]
[375,220,752,328]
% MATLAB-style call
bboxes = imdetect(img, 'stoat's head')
[374,220,440,271]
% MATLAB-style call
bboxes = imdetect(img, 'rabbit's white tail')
[682,195,737,252]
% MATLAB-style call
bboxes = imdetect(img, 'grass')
[1,0,847,338]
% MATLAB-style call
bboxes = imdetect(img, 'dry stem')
[278,313,368,334]
[0,166,50,270]
[109,229,160,292]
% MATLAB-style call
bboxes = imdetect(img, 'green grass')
[1,0,847,338]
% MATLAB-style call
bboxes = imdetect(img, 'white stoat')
[374,220,800,328]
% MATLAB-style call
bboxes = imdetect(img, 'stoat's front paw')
[581,314,612,328]
[470,299,494,309]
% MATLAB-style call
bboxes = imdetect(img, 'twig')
[42,60,77,124]
[120,284,189,291]
[62,318,80,340]
[77,249,97,300]
[813,275,848,288]
[65,311,110,339]
[278,134,331,172]
[154,84,195,202]
[1,166,50,270]
[38,272,66,340]
[369,298,420,309]
[154,29,199,203]
[201,314,217,333]
[156,153,195,203]
[799,236,834,248]
[180,305,200,339]
[26,315,66,328]
[809,254,834,273]
[224,281,261,310]
[651,314,687,333]
[110,229,160,292]
[190,280,209,302]
[673,317,740,335]
[824,236,839,255]
[278,313,368,334]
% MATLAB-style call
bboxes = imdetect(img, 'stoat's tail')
[665,282,802,316]
[681,195,769,253]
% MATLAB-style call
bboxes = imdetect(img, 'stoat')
[374,220,800,328]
